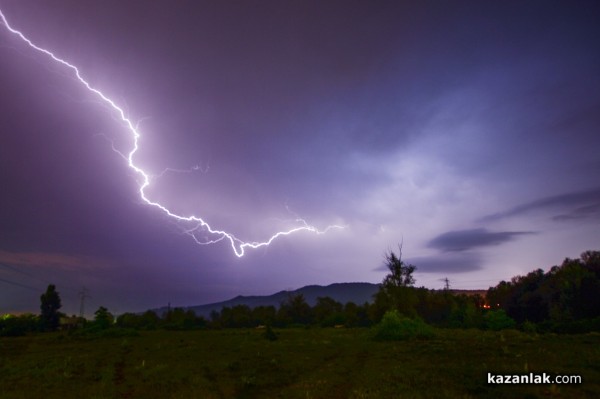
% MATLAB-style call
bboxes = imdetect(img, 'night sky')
[1,1,599,316]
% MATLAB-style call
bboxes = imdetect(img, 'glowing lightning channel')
[0,9,343,257]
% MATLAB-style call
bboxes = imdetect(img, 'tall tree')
[382,249,416,288]
[279,294,312,325]
[313,296,344,326]
[376,247,418,318]
[40,284,62,331]
[93,306,114,329]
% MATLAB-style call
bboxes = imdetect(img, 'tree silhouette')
[375,247,418,318]
[485,250,600,331]
[313,296,344,326]
[93,306,114,329]
[40,284,62,331]
[279,294,312,325]
[382,249,416,288]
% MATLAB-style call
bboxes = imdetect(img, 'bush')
[0,314,40,337]
[484,310,516,331]
[263,325,278,341]
[372,310,435,341]
[521,320,537,334]
[93,306,114,330]
[550,317,600,334]
[70,326,139,339]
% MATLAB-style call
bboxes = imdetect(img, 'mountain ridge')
[153,282,381,318]
[150,283,488,318]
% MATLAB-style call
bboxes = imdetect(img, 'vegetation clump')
[373,310,435,341]
[0,313,39,337]
[484,309,516,331]
[40,284,62,332]
[263,324,278,341]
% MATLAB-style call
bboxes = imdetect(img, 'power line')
[0,276,40,291]
[0,262,87,294]
[0,262,56,287]
[0,262,37,278]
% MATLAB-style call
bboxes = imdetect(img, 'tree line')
[486,250,600,333]
[1,249,598,336]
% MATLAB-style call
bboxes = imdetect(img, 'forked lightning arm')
[0,9,342,257]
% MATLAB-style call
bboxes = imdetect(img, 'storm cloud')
[553,203,600,222]
[428,229,534,253]
[373,252,482,274]
[481,187,600,223]
[406,253,482,274]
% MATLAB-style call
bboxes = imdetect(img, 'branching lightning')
[0,9,343,257]
[152,163,209,181]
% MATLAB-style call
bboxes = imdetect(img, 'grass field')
[1,328,598,398]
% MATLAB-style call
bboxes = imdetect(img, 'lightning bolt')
[0,9,343,257]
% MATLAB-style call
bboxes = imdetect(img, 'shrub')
[521,320,537,334]
[484,310,516,331]
[551,317,600,334]
[93,306,114,330]
[70,326,140,339]
[263,325,278,341]
[372,310,435,341]
[0,314,40,337]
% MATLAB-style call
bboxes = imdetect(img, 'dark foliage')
[313,296,344,327]
[40,284,62,332]
[372,310,435,341]
[369,249,599,333]
[115,308,206,331]
[0,314,40,337]
[263,324,278,341]
[376,249,418,318]
[277,294,313,326]
[487,250,600,332]
[93,306,114,330]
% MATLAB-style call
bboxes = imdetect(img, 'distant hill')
[153,282,380,318]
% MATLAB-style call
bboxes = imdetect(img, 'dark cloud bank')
[482,187,600,223]
[405,253,483,274]
[428,228,535,253]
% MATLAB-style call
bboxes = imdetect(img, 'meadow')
[1,328,598,398]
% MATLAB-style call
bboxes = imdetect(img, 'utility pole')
[78,287,91,318]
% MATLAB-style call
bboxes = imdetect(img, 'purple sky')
[1,1,599,316]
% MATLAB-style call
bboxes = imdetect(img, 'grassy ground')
[0,328,598,398]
